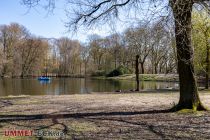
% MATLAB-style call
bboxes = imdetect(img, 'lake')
[0,78,182,96]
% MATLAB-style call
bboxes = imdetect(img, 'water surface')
[0,78,182,96]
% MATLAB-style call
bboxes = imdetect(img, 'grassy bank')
[0,91,210,139]
[94,74,179,82]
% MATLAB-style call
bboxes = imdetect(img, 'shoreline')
[1,88,209,98]
[1,74,208,84]
[92,74,180,82]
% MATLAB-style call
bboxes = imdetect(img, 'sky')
[0,0,120,42]
[0,1,167,42]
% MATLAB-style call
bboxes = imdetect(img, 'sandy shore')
[0,91,210,139]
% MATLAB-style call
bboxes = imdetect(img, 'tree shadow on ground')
[1,109,210,139]
[0,109,171,139]
[0,109,171,122]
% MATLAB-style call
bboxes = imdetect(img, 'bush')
[91,70,106,77]
[107,66,131,77]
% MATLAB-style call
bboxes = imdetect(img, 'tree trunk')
[84,62,87,76]
[140,62,144,74]
[205,35,209,89]
[171,0,205,111]
[132,61,134,69]
[165,62,168,74]
[79,62,81,75]
[154,64,158,74]
[114,53,117,69]
[135,55,140,91]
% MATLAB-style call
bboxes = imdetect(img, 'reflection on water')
[0,78,183,96]
[39,80,51,85]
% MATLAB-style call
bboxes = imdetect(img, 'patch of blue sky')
[0,0,169,42]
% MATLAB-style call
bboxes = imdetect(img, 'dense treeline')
[0,10,209,78]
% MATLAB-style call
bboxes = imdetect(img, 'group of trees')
[49,19,177,76]
[0,21,175,77]
[0,9,208,79]
[0,23,49,77]
[0,23,83,77]
[81,20,177,76]
[80,9,208,79]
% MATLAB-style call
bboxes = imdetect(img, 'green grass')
[94,74,179,82]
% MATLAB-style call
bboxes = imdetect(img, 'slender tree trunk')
[205,35,209,89]
[114,53,117,69]
[171,0,205,111]
[84,62,87,76]
[135,55,140,91]
[140,62,144,74]
[159,66,161,74]
[165,62,168,74]
[154,64,158,74]
[151,61,154,74]
[45,68,48,77]
[80,62,82,75]
[132,61,134,69]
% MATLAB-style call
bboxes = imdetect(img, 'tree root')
[169,102,208,112]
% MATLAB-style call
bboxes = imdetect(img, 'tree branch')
[73,0,131,25]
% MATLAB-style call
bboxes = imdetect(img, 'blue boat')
[38,77,51,81]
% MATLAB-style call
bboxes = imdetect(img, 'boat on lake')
[38,76,51,81]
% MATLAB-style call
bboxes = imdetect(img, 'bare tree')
[149,21,171,74]
[57,37,81,75]
[19,38,49,77]
[125,25,152,74]
[106,33,122,69]
[169,0,208,111]
[89,37,105,70]
[81,45,90,76]
[0,23,29,77]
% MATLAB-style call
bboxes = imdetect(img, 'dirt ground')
[0,90,210,139]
